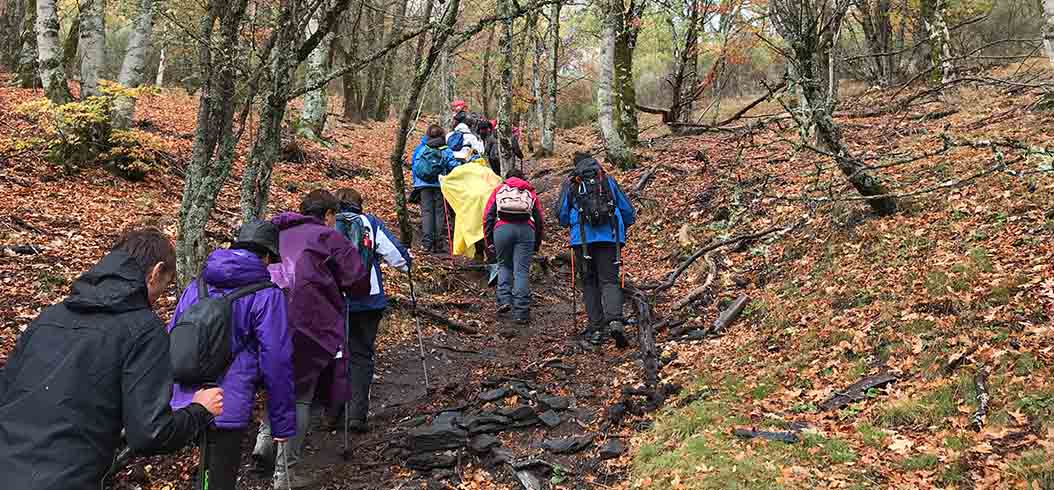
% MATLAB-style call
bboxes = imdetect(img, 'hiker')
[0,228,224,490]
[450,99,468,127]
[412,124,458,253]
[483,120,525,176]
[168,221,294,490]
[484,168,544,324]
[448,111,486,162]
[556,153,637,347]
[332,188,411,432]
[253,190,371,488]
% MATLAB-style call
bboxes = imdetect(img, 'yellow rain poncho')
[439,159,501,257]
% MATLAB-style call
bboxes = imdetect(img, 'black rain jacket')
[0,251,213,490]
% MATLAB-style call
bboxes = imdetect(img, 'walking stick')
[341,302,351,461]
[570,251,577,331]
[198,418,211,490]
[407,265,431,390]
[442,199,454,266]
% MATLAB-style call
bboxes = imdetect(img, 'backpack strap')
[196,264,209,300]
[225,281,278,302]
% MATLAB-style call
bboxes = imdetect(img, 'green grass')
[901,453,939,471]
[873,379,971,430]
[1010,449,1054,489]
[856,423,887,449]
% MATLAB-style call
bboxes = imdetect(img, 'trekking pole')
[279,440,292,490]
[198,421,211,490]
[407,265,431,390]
[442,198,454,266]
[341,303,351,461]
[570,251,577,331]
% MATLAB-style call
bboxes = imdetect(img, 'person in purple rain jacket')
[168,220,294,490]
[254,189,371,489]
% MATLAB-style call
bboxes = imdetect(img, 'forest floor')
[2,64,1054,490]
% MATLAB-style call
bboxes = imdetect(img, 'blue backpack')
[447,131,465,152]
[414,145,447,183]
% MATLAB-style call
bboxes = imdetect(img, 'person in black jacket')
[0,228,224,490]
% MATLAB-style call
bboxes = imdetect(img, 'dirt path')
[219,159,641,489]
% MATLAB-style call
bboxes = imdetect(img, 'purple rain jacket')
[269,212,370,402]
[168,249,296,438]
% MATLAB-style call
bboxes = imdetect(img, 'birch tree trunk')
[177,0,250,286]
[529,18,543,155]
[597,3,634,169]
[112,0,156,129]
[481,25,495,116]
[155,47,165,85]
[301,5,332,138]
[79,0,105,98]
[17,0,40,89]
[389,0,461,242]
[1044,0,1054,66]
[374,0,408,119]
[440,47,456,114]
[496,0,515,176]
[539,0,558,156]
[612,0,643,147]
[35,0,68,102]
[921,0,953,84]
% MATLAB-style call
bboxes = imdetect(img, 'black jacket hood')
[574,157,603,177]
[426,135,448,148]
[64,250,151,314]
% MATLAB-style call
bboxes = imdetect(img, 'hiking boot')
[514,316,529,325]
[589,328,606,346]
[609,321,629,349]
[346,418,369,434]
[273,467,316,490]
[496,304,512,317]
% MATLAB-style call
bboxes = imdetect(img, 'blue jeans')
[494,223,535,319]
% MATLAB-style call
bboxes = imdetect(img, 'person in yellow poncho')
[439,158,502,258]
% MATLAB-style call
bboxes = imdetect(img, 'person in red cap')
[450,100,469,128]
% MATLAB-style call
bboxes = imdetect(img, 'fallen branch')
[971,366,990,432]
[732,428,799,443]
[711,294,749,334]
[644,222,800,293]
[670,252,718,311]
[941,346,977,375]
[819,374,898,411]
[392,295,480,335]
[632,167,658,196]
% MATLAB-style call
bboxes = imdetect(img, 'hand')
[191,387,224,416]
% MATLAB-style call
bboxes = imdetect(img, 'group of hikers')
[0,102,637,490]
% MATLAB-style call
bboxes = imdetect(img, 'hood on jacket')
[202,249,271,289]
[64,250,150,314]
[574,157,603,178]
[272,211,322,231]
[426,135,447,148]
[453,123,472,134]
[503,177,535,192]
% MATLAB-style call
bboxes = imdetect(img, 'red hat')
[452,100,468,112]
[490,119,497,129]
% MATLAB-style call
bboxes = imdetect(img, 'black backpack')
[169,277,276,385]
[570,163,616,226]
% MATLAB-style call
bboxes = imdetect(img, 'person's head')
[505,168,525,180]
[426,124,445,139]
[573,151,592,164]
[452,111,467,127]
[335,188,363,214]
[231,220,280,265]
[451,99,468,113]
[111,227,176,306]
[300,189,340,226]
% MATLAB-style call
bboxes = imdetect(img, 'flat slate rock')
[537,395,571,411]
[479,387,509,402]
[599,439,626,459]
[514,470,543,490]
[408,423,468,453]
[498,404,536,421]
[541,434,594,454]
[460,413,512,435]
[469,434,501,454]
[538,410,562,428]
[405,451,458,470]
[483,448,514,468]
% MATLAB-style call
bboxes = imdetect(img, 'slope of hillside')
[2,67,1053,490]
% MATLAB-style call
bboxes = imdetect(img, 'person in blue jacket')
[556,153,637,348]
[412,124,459,253]
[333,188,411,432]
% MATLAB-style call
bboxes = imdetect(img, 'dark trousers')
[574,243,623,328]
[198,428,245,490]
[346,309,384,421]
[419,188,447,252]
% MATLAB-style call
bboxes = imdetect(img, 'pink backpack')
[495,184,534,216]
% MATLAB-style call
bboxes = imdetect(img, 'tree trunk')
[511,13,535,129]
[61,5,80,80]
[1,0,22,70]
[413,0,434,64]
[612,0,641,146]
[921,0,953,84]
[112,0,156,129]
[481,25,494,116]
[1045,0,1054,66]
[178,0,249,287]
[440,47,456,114]
[361,2,382,117]
[155,47,165,85]
[597,2,634,169]
[34,0,68,103]
[539,0,558,156]
[341,0,366,122]
[859,0,894,85]
[374,0,408,120]
[669,0,700,125]
[496,0,515,176]
[79,0,105,98]
[301,4,332,138]
[528,16,543,154]
[389,0,461,243]
[772,0,896,216]
[17,0,40,88]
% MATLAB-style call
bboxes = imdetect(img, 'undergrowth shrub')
[15,82,162,180]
